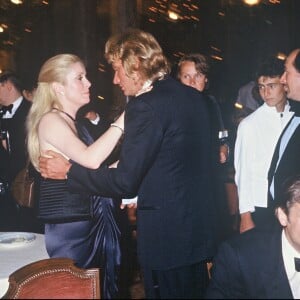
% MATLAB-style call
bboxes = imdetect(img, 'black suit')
[68,76,218,297]
[268,102,300,203]
[206,229,293,299]
[0,98,31,182]
[256,100,300,230]
[0,98,43,233]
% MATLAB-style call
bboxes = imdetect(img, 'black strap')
[52,108,76,122]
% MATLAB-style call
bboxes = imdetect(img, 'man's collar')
[289,99,300,116]
[135,79,153,97]
[282,230,300,279]
[1,96,23,118]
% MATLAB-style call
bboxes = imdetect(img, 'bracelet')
[110,123,124,134]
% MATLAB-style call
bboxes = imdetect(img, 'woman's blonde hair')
[105,28,170,82]
[27,53,83,170]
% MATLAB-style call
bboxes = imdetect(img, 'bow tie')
[0,104,13,114]
[294,257,300,272]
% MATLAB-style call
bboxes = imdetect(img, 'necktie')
[0,104,13,114]
[295,257,300,272]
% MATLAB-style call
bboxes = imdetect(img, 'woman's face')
[178,60,207,92]
[61,62,91,108]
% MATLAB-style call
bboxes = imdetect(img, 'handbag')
[11,161,35,208]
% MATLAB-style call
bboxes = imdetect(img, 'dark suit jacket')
[268,115,300,204]
[206,229,293,299]
[68,76,218,270]
[0,98,31,183]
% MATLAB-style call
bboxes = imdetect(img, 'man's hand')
[120,202,137,210]
[239,212,255,233]
[219,144,229,164]
[39,150,71,180]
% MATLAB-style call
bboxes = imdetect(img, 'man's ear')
[276,207,288,227]
[5,80,13,91]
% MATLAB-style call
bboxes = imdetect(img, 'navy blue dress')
[42,116,121,299]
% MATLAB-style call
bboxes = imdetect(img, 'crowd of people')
[1,27,300,299]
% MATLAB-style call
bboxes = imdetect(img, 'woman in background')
[177,53,234,241]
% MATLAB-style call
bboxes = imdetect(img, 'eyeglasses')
[258,82,283,92]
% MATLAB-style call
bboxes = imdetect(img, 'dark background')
[0,0,299,120]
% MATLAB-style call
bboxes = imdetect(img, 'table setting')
[0,232,49,297]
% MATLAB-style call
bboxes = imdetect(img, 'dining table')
[0,231,49,298]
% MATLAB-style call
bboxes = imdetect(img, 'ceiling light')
[168,10,179,20]
[10,0,23,4]
[243,0,261,6]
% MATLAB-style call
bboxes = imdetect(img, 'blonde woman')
[27,54,124,299]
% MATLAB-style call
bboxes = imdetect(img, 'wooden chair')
[2,258,100,299]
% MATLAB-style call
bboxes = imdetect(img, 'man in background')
[234,80,263,125]
[0,71,42,232]
[235,56,293,232]
[268,48,300,209]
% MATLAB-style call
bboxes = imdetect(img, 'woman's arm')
[39,111,124,169]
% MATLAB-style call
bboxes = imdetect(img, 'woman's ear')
[276,207,288,227]
[52,82,64,96]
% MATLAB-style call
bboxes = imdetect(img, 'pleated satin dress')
[41,113,121,299]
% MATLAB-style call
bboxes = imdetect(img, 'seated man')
[206,175,300,299]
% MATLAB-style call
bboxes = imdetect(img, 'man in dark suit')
[268,49,300,211]
[39,29,217,298]
[206,175,300,299]
[0,72,42,232]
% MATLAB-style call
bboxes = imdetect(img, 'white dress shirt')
[282,230,300,299]
[89,113,100,125]
[235,102,293,213]
[2,96,23,119]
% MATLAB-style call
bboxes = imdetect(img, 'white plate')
[0,232,36,247]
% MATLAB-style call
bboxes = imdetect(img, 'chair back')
[2,258,100,299]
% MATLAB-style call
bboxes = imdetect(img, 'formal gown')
[41,111,121,299]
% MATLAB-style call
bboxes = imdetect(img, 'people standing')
[177,53,232,240]
[235,56,293,232]
[27,54,124,299]
[39,29,217,299]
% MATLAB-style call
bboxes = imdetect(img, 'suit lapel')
[12,98,30,120]
[268,115,294,185]
[261,233,293,299]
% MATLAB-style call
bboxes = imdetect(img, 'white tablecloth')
[0,232,49,297]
